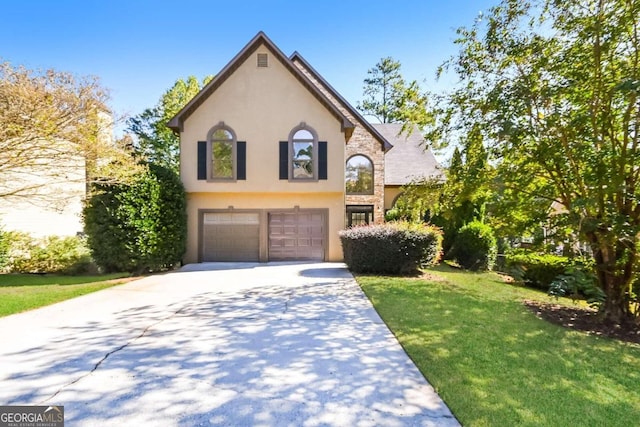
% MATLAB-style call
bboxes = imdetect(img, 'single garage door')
[268,211,325,261]
[202,212,260,262]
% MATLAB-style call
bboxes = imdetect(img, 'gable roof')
[167,32,354,137]
[289,52,393,152]
[373,123,444,185]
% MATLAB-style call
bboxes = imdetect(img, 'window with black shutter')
[197,122,245,181]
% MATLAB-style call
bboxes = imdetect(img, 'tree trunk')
[591,235,635,325]
[601,274,631,324]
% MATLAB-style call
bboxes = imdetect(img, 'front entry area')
[199,208,327,262]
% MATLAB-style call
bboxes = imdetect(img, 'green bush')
[4,233,93,274]
[84,163,186,273]
[505,252,571,290]
[0,226,10,270]
[339,221,443,275]
[449,221,497,271]
[549,265,605,309]
[384,208,401,222]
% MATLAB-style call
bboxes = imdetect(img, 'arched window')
[346,155,374,194]
[208,123,236,179]
[289,124,317,180]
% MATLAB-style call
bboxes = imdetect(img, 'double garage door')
[201,210,325,262]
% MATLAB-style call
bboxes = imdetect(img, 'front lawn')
[358,265,640,427]
[0,273,132,317]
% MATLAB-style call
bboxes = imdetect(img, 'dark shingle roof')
[373,123,444,185]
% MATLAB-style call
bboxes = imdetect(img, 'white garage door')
[202,212,260,262]
[268,211,325,261]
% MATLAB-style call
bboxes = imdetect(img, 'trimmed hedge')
[339,222,442,275]
[449,221,497,271]
[505,253,571,290]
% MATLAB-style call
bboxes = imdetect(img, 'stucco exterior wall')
[384,186,403,211]
[181,44,345,194]
[292,59,386,224]
[179,42,349,262]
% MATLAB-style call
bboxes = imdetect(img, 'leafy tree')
[84,163,186,273]
[212,141,233,177]
[358,57,403,123]
[0,62,136,207]
[386,178,443,223]
[427,126,495,253]
[127,75,212,172]
[357,57,433,132]
[387,128,493,251]
[439,0,640,323]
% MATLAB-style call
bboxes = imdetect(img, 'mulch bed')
[524,300,640,345]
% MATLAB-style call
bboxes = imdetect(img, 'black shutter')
[197,141,207,180]
[279,141,288,180]
[318,141,328,180]
[237,141,246,180]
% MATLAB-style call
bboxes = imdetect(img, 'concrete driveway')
[0,262,459,426]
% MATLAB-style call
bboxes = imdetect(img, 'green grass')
[0,273,132,317]
[358,265,640,427]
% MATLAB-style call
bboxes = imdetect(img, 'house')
[0,158,86,238]
[168,32,442,263]
[374,123,444,211]
[0,112,113,238]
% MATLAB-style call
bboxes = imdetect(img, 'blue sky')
[2,0,497,132]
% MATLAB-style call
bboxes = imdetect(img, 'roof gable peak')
[167,32,353,135]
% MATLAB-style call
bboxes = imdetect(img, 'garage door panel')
[268,211,325,261]
[297,239,311,247]
[202,212,260,262]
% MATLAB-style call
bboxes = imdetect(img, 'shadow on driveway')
[0,263,459,426]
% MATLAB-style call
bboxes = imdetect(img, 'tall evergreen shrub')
[449,221,497,271]
[84,163,186,273]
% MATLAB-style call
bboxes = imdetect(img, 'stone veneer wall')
[293,60,386,224]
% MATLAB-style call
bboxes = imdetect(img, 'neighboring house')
[168,32,441,263]
[0,161,86,238]
[0,112,113,238]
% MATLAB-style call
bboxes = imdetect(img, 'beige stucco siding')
[384,186,403,211]
[185,192,344,263]
[180,44,345,194]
